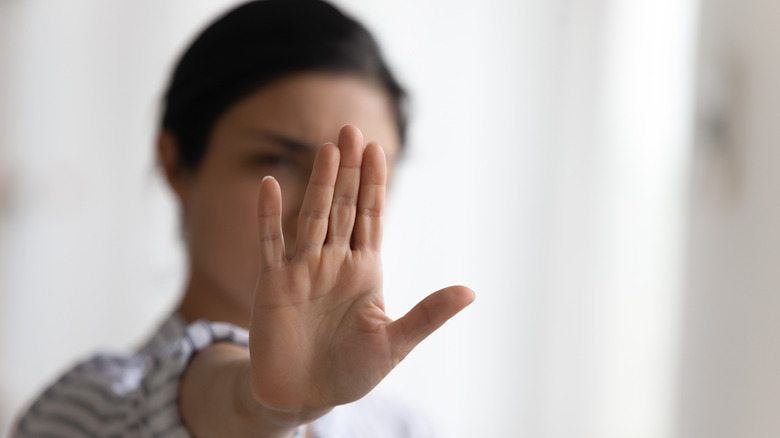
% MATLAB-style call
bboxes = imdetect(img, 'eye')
[252,154,294,167]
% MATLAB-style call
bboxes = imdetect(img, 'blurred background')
[1,0,779,437]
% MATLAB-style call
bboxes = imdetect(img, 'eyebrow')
[240,129,317,154]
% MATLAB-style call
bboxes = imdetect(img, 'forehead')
[211,72,401,160]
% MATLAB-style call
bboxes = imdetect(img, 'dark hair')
[161,0,407,169]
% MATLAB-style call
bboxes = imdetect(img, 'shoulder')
[12,315,207,438]
[12,352,167,437]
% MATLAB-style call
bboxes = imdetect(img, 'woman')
[13,1,474,437]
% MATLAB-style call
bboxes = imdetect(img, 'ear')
[157,130,190,204]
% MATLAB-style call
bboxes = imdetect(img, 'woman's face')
[167,73,401,321]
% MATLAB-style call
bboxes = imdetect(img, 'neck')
[178,267,251,330]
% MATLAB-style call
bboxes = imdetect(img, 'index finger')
[257,175,286,272]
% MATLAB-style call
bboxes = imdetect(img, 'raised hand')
[249,125,475,414]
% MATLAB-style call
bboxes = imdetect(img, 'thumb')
[387,285,475,363]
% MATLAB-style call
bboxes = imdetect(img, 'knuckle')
[357,207,382,218]
[331,194,357,207]
[300,208,329,221]
[259,232,284,243]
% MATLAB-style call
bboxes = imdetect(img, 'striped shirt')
[12,315,444,437]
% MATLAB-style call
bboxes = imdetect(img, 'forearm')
[180,343,320,438]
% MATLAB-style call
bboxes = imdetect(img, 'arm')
[179,125,474,437]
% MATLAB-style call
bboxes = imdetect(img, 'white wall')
[538,1,697,437]
[0,1,696,437]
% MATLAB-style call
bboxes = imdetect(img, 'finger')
[326,125,363,247]
[257,176,286,272]
[387,286,476,363]
[296,142,340,254]
[352,142,387,251]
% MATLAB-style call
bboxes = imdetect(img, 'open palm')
[249,125,474,413]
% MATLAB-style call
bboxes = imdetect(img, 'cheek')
[186,182,261,290]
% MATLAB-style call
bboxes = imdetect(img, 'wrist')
[181,343,307,438]
[231,348,307,438]
[239,353,333,431]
